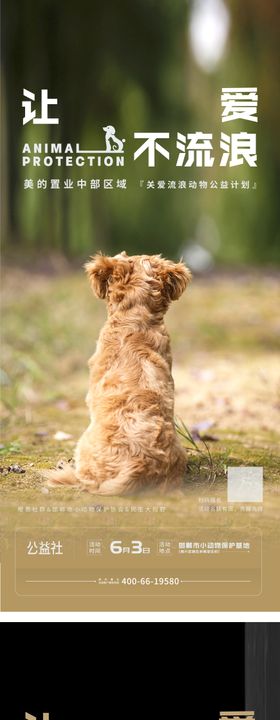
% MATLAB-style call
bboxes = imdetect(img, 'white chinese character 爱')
[221,87,258,122]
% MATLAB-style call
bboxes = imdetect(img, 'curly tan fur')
[45,251,191,495]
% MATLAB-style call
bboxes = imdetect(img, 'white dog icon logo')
[103,125,125,152]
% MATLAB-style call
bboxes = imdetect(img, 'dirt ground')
[1,267,280,535]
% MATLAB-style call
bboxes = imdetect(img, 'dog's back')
[45,252,191,495]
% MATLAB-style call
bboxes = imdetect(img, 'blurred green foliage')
[1,0,280,263]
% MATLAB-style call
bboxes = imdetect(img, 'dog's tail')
[43,463,138,495]
[43,463,80,488]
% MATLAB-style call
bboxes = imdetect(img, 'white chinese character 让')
[22,89,59,125]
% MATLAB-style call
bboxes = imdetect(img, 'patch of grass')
[0,441,21,455]
[175,416,222,486]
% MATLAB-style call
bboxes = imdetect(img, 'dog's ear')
[84,255,115,298]
[159,259,192,301]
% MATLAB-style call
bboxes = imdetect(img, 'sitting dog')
[45,252,191,495]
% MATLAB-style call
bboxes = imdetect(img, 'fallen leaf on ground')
[53,431,73,441]
[7,464,25,474]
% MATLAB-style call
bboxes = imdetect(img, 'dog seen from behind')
[45,251,191,495]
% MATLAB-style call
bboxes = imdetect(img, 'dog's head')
[85,251,191,314]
